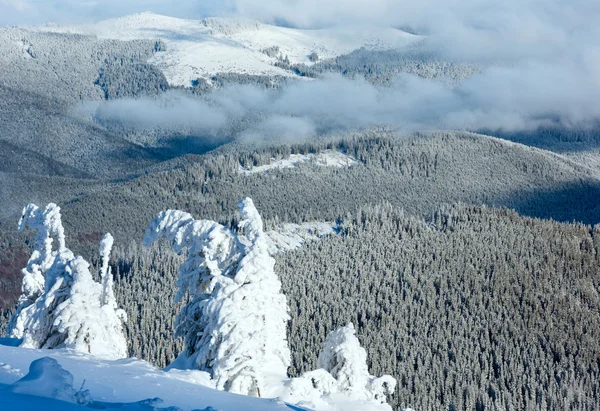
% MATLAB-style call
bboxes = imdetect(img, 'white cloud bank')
[88,64,600,143]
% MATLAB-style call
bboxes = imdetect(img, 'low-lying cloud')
[85,58,600,144]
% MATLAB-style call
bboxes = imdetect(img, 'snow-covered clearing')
[239,150,358,175]
[37,12,419,86]
[266,222,338,254]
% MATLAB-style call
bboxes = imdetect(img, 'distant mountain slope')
[0,85,161,178]
[0,30,177,181]
[42,130,600,252]
[0,140,90,179]
[0,27,163,102]
[42,12,419,86]
[295,45,483,87]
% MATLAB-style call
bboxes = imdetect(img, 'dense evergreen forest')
[1,21,600,411]
[43,203,598,410]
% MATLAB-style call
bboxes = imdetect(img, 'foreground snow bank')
[7,357,88,404]
[0,344,297,411]
[0,343,396,411]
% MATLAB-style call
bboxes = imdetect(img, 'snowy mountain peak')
[33,13,420,86]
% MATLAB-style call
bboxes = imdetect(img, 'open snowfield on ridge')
[0,341,397,411]
[37,12,420,86]
[238,150,358,175]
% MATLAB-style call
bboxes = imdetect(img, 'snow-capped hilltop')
[35,12,420,86]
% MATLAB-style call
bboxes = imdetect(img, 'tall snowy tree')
[7,204,65,338]
[7,203,128,360]
[145,197,291,397]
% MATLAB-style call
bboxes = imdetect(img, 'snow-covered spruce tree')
[7,203,65,338]
[144,197,291,397]
[301,324,396,404]
[7,203,127,359]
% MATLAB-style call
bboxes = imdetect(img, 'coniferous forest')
[1,7,600,411]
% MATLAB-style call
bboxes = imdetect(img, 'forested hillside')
[54,131,600,249]
[2,130,600,308]
[280,205,600,410]
[62,202,600,410]
[280,44,483,87]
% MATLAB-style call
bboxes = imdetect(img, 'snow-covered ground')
[37,12,419,86]
[0,342,299,411]
[0,341,397,411]
[239,150,358,175]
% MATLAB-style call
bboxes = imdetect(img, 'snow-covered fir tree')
[280,323,396,409]
[7,204,65,337]
[145,197,290,397]
[7,203,128,360]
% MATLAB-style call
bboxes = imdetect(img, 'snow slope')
[38,12,419,86]
[0,342,398,411]
[266,222,339,254]
[0,343,300,411]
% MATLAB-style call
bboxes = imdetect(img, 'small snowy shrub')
[299,323,397,405]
